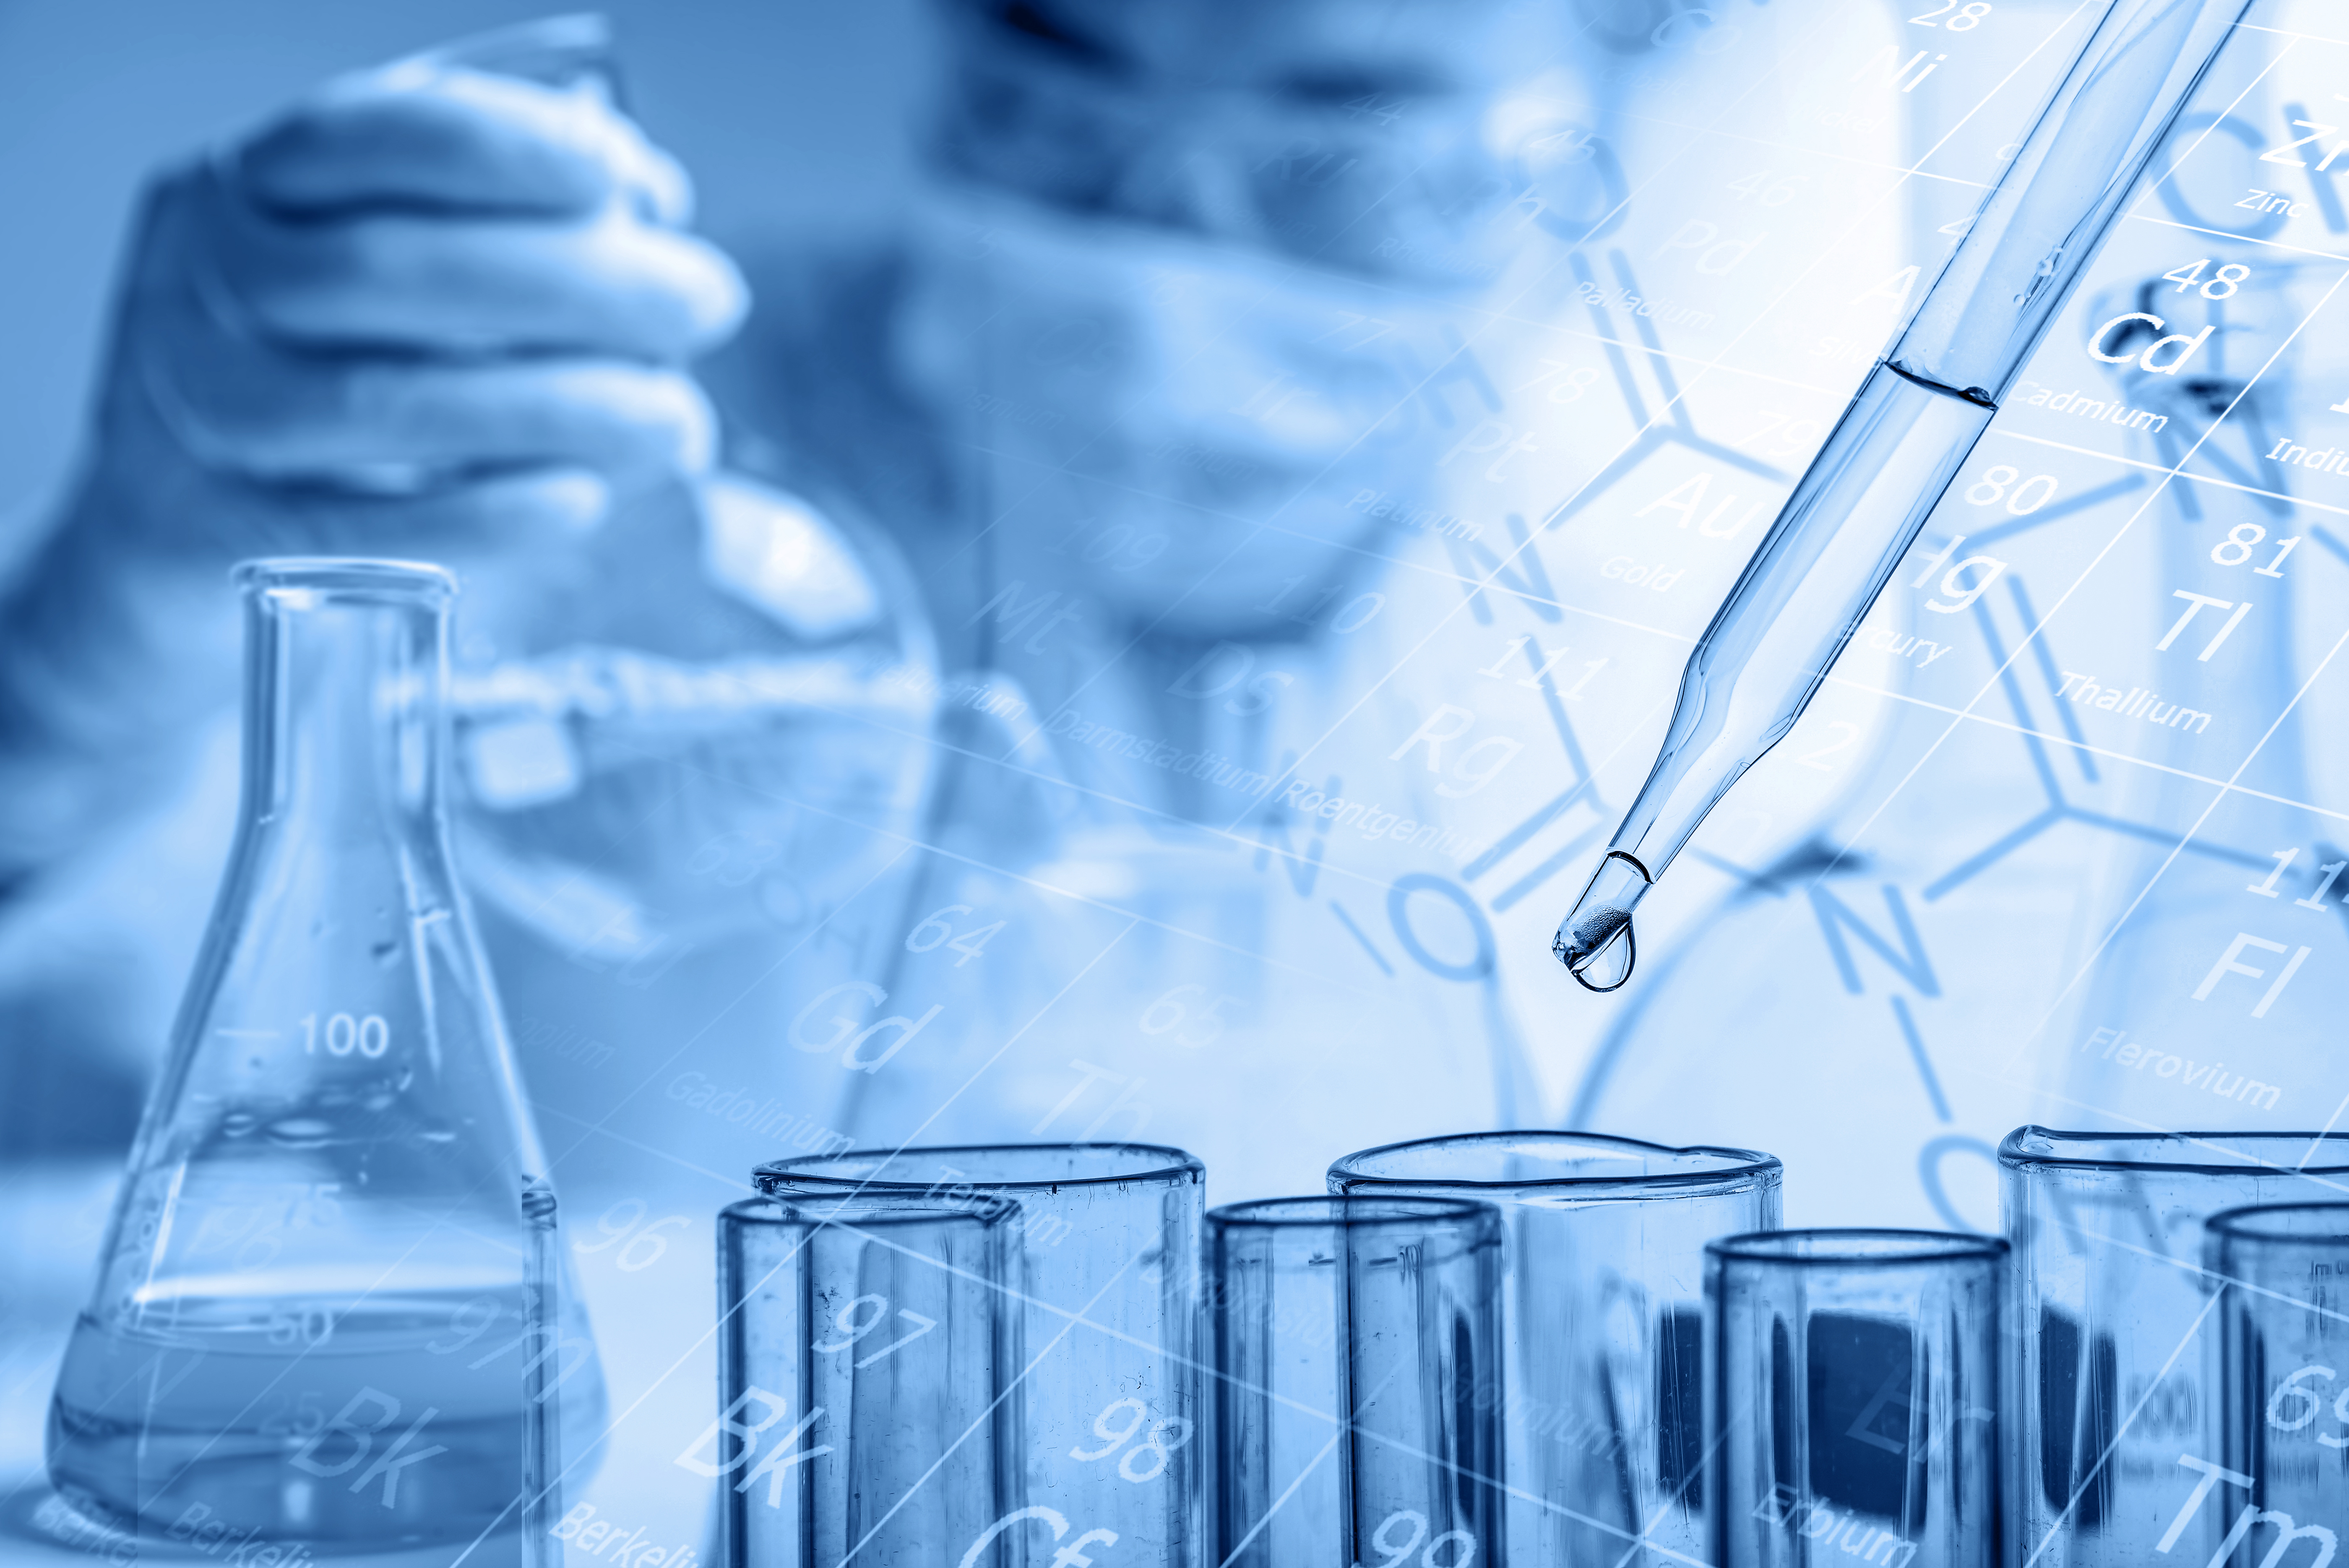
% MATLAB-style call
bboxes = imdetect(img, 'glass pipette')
[1553,0,2254,992]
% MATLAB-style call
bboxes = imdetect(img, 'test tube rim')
[2204,1200,2349,1247]
[754,1140,1206,1195]
[1999,1125,2349,1177]
[1706,1226,2007,1267]
[1206,1194,1503,1231]
[1328,1128,1780,1197]
[233,556,459,604]
[720,1194,1022,1229]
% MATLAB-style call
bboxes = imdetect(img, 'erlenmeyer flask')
[47,559,604,1548]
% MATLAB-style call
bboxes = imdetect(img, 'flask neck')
[237,564,453,847]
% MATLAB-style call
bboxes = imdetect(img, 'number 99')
[1367,1509,1477,1568]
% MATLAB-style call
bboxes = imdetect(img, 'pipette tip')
[1554,852,1651,993]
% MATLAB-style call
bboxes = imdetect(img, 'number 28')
[1911,0,1990,29]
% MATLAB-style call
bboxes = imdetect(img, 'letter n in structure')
[1807,884,1940,998]
[1252,790,1327,897]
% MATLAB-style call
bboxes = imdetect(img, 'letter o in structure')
[1387,873,1497,982]
[1917,1133,1999,1233]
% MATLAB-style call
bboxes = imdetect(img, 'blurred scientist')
[0,0,1635,1200]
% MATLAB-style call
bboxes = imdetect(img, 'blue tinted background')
[0,0,926,538]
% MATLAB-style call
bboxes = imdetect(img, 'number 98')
[1068,1396,1195,1482]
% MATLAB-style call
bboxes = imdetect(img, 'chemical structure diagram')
[1209,6,2349,1228]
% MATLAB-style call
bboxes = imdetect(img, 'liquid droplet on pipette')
[1555,906,1636,992]
[1555,850,1651,992]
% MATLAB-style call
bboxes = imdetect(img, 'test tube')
[1554,0,2257,990]
[1328,1131,1782,1567]
[2001,1128,2349,1568]
[716,1196,1020,1567]
[1707,1230,2006,1568]
[755,1143,1206,1568]
[1208,1197,1507,1568]
[2201,1203,2349,1568]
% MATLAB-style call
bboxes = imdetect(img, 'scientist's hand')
[0,59,746,867]
[86,60,744,555]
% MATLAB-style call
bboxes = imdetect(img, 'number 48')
[2163,258,2251,298]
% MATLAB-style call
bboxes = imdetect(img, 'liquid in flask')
[46,559,605,1548]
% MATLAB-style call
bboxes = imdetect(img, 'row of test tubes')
[704,1130,2349,1568]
